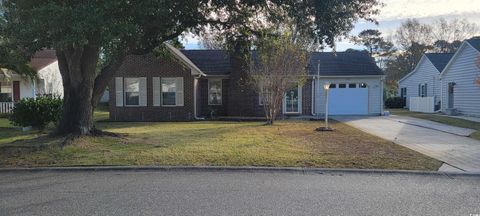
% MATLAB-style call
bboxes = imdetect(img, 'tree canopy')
[0,0,381,136]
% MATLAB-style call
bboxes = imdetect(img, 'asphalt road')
[1,170,480,216]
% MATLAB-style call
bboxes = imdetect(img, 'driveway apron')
[335,116,480,172]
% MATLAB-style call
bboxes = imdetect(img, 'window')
[359,83,367,88]
[0,82,13,102]
[208,79,222,105]
[124,78,139,106]
[162,78,177,106]
[329,84,336,88]
[259,91,271,106]
[418,83,427,97]
[348,83,357,88]
[338,83,347,88]
[400,87,407,98]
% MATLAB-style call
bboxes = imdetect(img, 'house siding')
[441,44,480,117]
[314,77,383,115]
[398,57,441,107]
[108,54,195,121]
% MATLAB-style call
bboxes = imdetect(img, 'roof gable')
[30,50,57,71]
[165,44,205,76]
[440,40,480,78]
[398,55,429,83]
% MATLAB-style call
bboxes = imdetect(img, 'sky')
[182,0,480,51]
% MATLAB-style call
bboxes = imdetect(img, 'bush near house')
[9,96,62,128]
[385,97,405,108]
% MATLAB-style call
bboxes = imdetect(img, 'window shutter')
[139,77,147,106]
[176,77,184,106]
[115,77,123,107]
[418,84,421,97]
[153,77,160,106]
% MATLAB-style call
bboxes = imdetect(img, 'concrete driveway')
[335,115,480,173]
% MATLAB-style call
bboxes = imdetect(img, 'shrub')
[384,97,405,109]
[9,96,63,128]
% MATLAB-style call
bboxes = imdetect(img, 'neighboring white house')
[439,39,480,117]
[398,53,454,109]
[0,50,63,113]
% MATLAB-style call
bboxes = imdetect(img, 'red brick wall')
[109,54,195,121]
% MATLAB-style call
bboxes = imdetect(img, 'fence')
[0,102,14,113]
[409,97,435,113]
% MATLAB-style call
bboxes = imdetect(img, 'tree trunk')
[55,46,100,135]
[55,45,125,136]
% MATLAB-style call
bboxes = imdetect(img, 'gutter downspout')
[380,76,384,115]
[440,76,443,112]
[193,75,202,120]
[311,79,315,116]
[311,60,320,117]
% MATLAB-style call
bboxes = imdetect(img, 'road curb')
[1,166,479,176]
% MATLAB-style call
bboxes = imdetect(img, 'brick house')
[109,45,384,121]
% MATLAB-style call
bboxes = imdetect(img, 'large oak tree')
[1,0,379,136]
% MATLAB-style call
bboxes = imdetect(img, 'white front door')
[328,83,368,115]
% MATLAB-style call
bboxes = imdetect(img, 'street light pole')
[315,82,333,132]
[325,90,329,128]
[323,83,330,129]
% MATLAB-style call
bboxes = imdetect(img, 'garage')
[328,83,369,115]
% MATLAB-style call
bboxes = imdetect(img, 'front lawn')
[0,113,441,170]
[389,109,480,140]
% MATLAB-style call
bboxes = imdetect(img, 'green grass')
[389,108,480,140]
[0,117,12,128]
[0,111,441,170]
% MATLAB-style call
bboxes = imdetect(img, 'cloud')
[378,0,480,21]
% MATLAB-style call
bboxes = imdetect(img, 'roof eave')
[165,43,207,77]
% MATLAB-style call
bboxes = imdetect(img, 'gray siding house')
[398,53,453,109]
[439,39,480,117]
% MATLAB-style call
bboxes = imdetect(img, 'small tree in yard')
[249,33,308,125]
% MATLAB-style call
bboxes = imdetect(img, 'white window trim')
[283,85,302,114]
[161,77,183,107]
[207,79,222,106]
[161,77,177,107]
[124,77,141,107]
[0,81,14,102]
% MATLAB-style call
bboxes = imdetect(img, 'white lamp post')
[323,82,330,129]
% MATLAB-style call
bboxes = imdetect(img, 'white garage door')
[328,83,368,115]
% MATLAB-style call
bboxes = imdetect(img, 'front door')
[448,83,454,109]
[284,86,300,114]
[13,81,20,102]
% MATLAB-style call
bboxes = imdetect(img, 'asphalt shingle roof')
[424,53,454,72]
[307,52,383,76]
[181,50,231,75]
[466,38,480,52]
[181,50,383,76]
